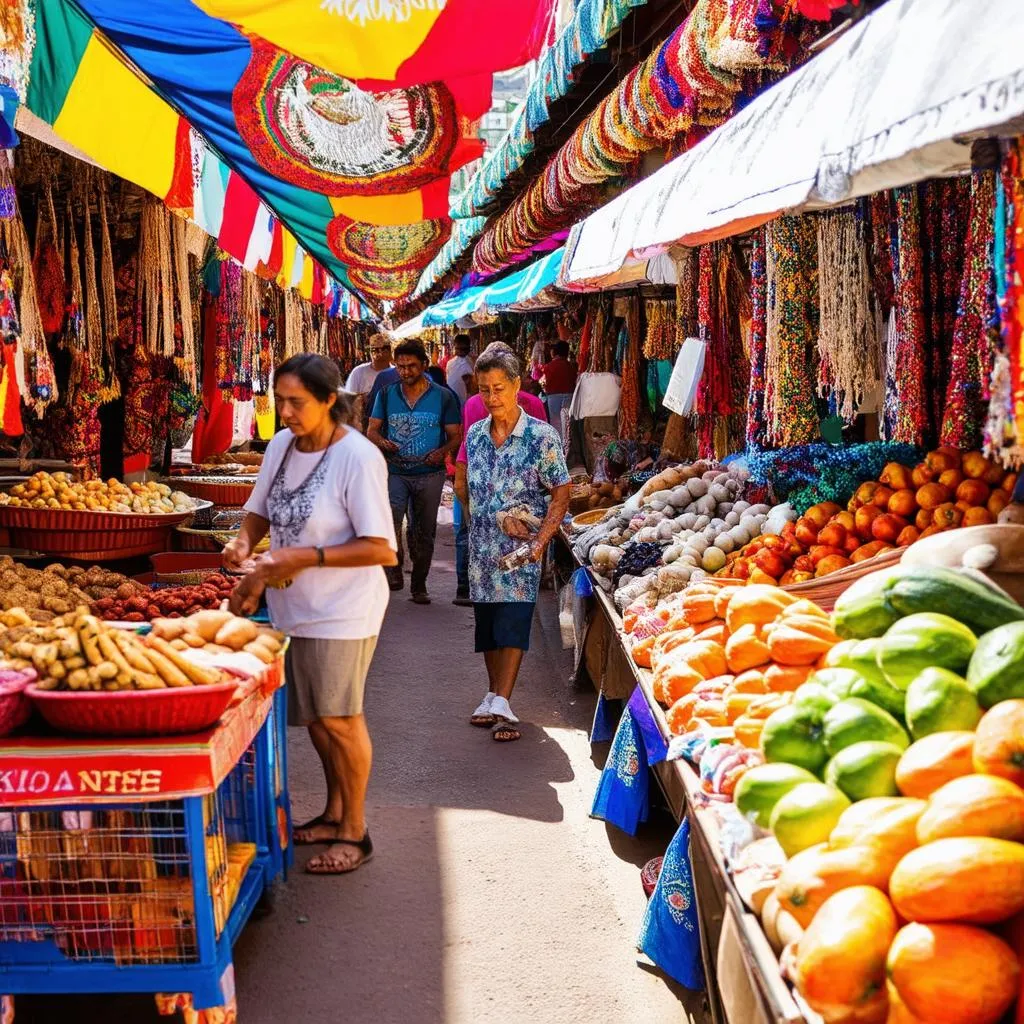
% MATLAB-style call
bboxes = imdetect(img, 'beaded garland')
[745,227,767,446]
[642,299,675,360]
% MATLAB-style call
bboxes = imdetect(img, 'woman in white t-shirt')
[224,353,397,876]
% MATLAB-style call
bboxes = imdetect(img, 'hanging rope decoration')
[97,184,119,363]
[282,287,303,360]
[642,299,676,360]
[746,227,768,446]
[169,215,196,390]
[61,200,84,352]
[942,171,998,450]
[32,179,63,336]
[138,201,175,359]
[764,215,820,448]
[673,247,697,343]
[79,175,113,400]
[816,207,880,423]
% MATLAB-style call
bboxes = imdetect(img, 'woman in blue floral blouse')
[454,344,571,742]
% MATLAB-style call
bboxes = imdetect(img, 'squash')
[675,639,728,681]
[775,843,891,928]
[631,635,657,668]
[690,698,728,727]
[973,699,1024,786]
[829,797,925,875]
[652,627,698,665]
[916,773,1024,843]
[767,616,840,666]
[714,585,743,619]
[764,662,815,693]
[885,984,923,1024]
[666,694,700,735]
[725,585,797,634]
[733,692,793,748]
[793,886,896,1023]
[652,659,703,706]
[887,922,1020,1024]
[889,836,1024,924]
[725,623,772,674]
[729,668,768,694]
[781,598,831,620]
[895,731,976,798]
[695,623,728,646]
[725,690,759,723]
[680,590,718,625]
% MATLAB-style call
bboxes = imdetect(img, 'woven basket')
[781,546,904,611]
[571,504,623,531]
[172,478,256,508]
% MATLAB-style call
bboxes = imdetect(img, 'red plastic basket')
[26,679,241,737]
[172,479,255,507]
[0,672,36,737]
[0,503,212,561]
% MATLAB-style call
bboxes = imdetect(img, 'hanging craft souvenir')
[32,180,63,335]
[941,172,997,449]
[60,200,84,351]
[816,207,881,423]
[745,227,768,446]
[764,215,819,448]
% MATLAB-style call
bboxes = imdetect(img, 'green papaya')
[760,705,828,775]
[905,667,982,738]
[875,612,977,690]
[831,567,905,639]
[792,682,840,717]
[830,643,907,717]
[824,741,903,801]
[831,564,1024,640]
[808,667,861,700]
[822,698,910,756]
[966,621,1024,708]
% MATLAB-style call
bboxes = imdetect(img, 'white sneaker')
[471,692,496,722]
[489,696,519,723]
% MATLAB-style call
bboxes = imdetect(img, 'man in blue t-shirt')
[368,340,462,604]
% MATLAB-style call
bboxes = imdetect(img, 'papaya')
[875,613,977,690]
[915,774,1024,843]
[973,699,1024,786]
[774,842,891,928]
[822,698,909,757]
[832,564,1024,640]
[791,681,839,716]
[770,782,850,857]
[813,660,905,718]
[829,797,925,875]
[967,622,1024,707]
[793,886,896,1023]
[889,836,1024,924]
[760,704,828,774]
[896,731,976,798]
[887,922,1020,1024]
[734,762,819,828]
[904,667,982,738]
[825,741,903,801]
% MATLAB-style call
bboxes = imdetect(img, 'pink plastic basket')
[26,679,241,737]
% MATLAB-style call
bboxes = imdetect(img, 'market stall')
[0,608,292,1021]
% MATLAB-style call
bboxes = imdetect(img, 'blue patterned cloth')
[638,818,705,990]
[465,410,570,603]
[590,701,648,835]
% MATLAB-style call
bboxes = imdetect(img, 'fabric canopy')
[562,0,1024,288]
[23,0,554,305]
[417,245,564,326]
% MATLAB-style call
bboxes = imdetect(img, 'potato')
[190,610,235,643]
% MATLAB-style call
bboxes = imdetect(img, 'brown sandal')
[292,814,340,845]
[491,719,522,742]
[305,832,374,875]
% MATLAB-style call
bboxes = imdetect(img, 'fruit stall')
[565,454,1024,1024]
[0,603,294,1022]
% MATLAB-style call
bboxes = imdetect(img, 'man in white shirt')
[445,334,476,405]
[346,334,393,425]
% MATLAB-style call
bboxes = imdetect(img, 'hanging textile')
[618,296,642,440]
[746,227,768,446]
[764,216,819,448]
[941,172,997,449]
[816,207,880,423]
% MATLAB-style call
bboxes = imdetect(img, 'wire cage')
[0,742,262,968]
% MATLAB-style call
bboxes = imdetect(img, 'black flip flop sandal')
[292,814,340,846]
[491,719,522,742]
[305,832,374,875]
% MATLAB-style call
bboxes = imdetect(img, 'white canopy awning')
[562,0,1024,288]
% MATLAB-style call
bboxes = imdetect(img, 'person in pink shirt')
[452,343,546,605]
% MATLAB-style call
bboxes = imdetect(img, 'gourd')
[765,616,839,666]
[725,623,772,674]
[725,585,797,633]
[889,836,1024,924]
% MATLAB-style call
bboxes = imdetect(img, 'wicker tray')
[170,478,256,507]
[571,504,623,531]
[780,546,903,611]
[0,502,212,561]
[26,679,240,737]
